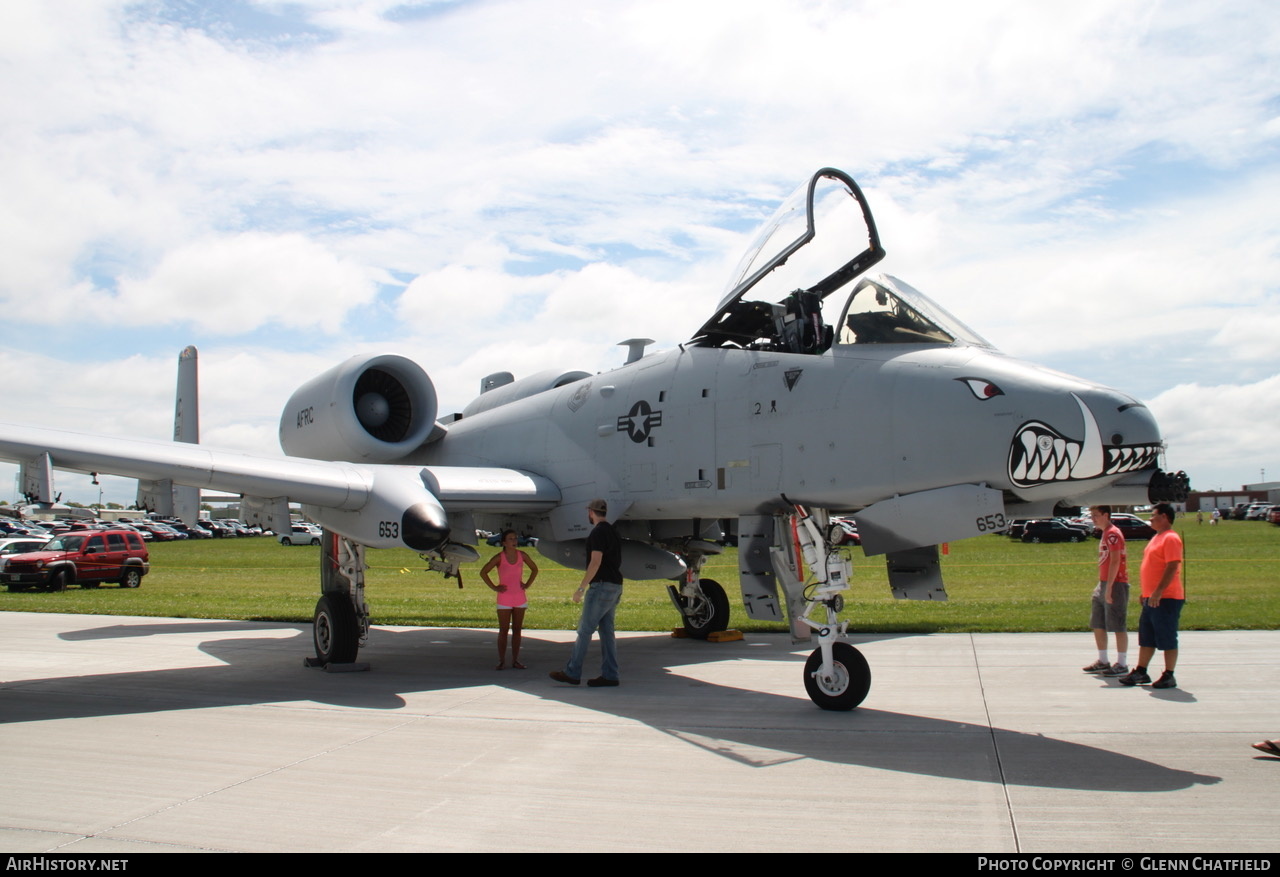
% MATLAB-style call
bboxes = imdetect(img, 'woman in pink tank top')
[480,530,539,669]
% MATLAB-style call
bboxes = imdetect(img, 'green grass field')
[2,519,1277,632]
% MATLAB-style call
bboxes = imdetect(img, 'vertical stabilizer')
[174,345,199,444]
[138,347,201,523]
[173,347,200,524]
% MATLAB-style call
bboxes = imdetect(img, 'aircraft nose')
[1086,388,1160,448]
[1008,388,1163,490]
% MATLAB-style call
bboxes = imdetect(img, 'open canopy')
[690,167,884,350]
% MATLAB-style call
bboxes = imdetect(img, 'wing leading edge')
[0,422,560,551]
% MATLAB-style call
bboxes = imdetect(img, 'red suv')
[1,529,150,592]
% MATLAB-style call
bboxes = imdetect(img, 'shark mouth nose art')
[1008,394,1161,489]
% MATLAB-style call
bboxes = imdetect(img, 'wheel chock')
[670,628,744,642]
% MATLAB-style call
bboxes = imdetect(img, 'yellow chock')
[670,628,744,642]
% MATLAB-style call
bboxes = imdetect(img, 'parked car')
[168,522,212,539]
[0,520,50,538]
[196,519,237,538]
[133,522,178,541]
[278,524,322,546]
[830,517,861,546]
[1006,519,1033,539]
[1095,513,1156,540]
[0,537,51,566]
[1,529,150,592]
[484,530,538,547]
[1021,520,1088,543]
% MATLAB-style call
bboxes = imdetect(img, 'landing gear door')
[885,545,947,601]
[736,515,783,621]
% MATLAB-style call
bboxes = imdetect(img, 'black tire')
[309,538,321,546]
[44,571,68,593]
[313,593,360,665]
[803,642,871,710]
[281,537,292,546]
[1069,534,1082,543]
[120,568,142,589]
[1031,536,1042,543]
[681,578,730,639]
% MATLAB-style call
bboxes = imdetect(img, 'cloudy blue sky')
[1,0,1277,505]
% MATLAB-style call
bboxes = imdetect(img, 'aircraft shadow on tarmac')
[0,619,1220,794]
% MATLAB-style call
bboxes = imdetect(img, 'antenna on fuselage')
[619,338,655,365]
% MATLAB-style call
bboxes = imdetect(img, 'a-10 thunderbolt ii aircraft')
[0,168,1187,709]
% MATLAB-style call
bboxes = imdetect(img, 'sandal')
[512,660,527,670]
[495,661,506,671]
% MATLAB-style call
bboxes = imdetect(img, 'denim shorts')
[1137,597,1184,651]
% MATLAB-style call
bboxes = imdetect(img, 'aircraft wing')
[0,422,559,552]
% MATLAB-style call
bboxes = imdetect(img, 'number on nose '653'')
[975,514,1006,532]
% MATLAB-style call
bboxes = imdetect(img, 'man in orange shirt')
[1120,503,1184,689]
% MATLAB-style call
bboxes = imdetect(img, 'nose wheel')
[803,641,870,710]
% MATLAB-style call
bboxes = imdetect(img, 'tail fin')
[172,346,200,524]
[136,346,200,524]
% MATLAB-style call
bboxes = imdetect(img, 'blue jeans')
[565,581,623,680]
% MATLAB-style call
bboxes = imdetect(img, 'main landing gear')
[308,529,476,669]
[309,530,369,669]
[666,540,731,639]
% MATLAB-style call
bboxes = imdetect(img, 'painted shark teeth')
[1010,422,1080,487]
[1008,393,1161,488]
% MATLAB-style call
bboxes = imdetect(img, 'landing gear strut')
[677,577,729,638]
[309,530,369,668]
[667,541,730,639]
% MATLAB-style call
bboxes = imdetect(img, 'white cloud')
[119,232,377,332]
[1148,375,1280,490]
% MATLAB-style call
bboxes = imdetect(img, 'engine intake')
[280,354,438,462]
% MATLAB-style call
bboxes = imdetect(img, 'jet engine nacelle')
[280,354,439,463]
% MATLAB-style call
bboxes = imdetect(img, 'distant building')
[1187,486,1273,512]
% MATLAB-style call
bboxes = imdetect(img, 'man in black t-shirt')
[550,498,624,687]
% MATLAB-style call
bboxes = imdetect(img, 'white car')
[0,537,51,570]
[0,532,51,573]
[278,524,322,546]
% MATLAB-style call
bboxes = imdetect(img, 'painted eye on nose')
[957,377,1004,400]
